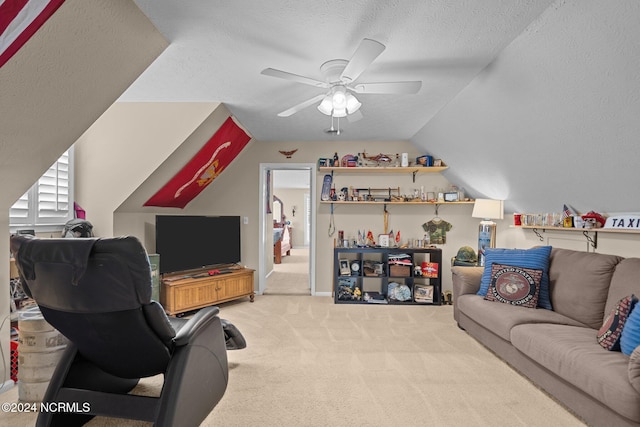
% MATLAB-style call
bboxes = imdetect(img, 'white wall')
[412,0,640,216]
[273,188,307,247]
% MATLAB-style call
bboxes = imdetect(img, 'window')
[10,148,74,231]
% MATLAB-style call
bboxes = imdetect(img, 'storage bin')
[389,264,411,277]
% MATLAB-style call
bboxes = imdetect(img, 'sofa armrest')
[452,266,484,300]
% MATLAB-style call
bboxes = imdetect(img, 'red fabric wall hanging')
[144,117,251,208]
[0,0,66,68]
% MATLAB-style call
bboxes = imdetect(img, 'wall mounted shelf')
[516,225,640,249]
[320,200,474,206]
[318,166,448,182]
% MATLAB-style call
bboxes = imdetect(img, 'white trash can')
[17,306,67,403]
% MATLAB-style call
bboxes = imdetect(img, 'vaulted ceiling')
[121,0,640,214]
[122,0,555,141]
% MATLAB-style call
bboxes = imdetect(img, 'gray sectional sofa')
[452,247,640,427]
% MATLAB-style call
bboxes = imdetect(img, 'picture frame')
[444,192,459,202]
[378,234,390,247]
[433,159,443,167]
[339,258,351,276]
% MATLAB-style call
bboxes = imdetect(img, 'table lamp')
[472,199,504,266]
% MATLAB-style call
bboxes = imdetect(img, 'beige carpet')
[1,295,585,427]
[265,247,311,295]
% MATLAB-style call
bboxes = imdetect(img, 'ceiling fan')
[261,38,422,119]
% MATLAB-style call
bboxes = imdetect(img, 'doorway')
[258,163,316,296]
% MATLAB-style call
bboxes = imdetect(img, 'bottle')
[333,152,339,167]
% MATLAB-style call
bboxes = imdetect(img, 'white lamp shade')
[332,108,347,118]
[345,92,361,113]
[317,95,333,115]
[472,199,504,220]
[332,86,347,109]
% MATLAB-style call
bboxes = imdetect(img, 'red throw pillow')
[484,263,542,308]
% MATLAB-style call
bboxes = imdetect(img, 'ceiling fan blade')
[277,93,327,117]
[352,81,422,94]
[340,38,386,83]
[261,68,329,88]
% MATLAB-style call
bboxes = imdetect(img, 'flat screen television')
[155,215,241,274]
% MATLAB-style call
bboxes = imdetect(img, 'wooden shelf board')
[318,166,448,173]
[321,200,474,205]
[516,225,640,235]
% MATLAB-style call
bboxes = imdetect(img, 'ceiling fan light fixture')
[345,92,361,114]
[332,86,347,109]
[332,108,347,118]
[317,95,333,115]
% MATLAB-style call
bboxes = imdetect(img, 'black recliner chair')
[10,235,233,427]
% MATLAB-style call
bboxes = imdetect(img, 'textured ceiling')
[123,0,556,142]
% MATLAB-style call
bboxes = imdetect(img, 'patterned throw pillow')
[484,263,542,308]
[477,246,553,310]
[597,295,637,351]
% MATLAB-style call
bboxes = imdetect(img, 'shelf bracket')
[412,170,419,183]
[583,230,598,249]
[434,204,440,217]
[532,228,544,242]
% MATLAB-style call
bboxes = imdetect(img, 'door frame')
[258,163,316,295]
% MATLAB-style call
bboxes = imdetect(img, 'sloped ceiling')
[0,0,167,208]
[416,0,640,214]
[121,0,640,215]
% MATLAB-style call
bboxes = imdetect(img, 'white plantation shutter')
[10,149,74,228]
[9,192,29,223]
[37,152,71,221]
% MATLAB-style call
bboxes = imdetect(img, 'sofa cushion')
[484,263,542,308]
[477,246,552,310]
[457,294,585,342]
[606,258,640,316]
[621,303,640,355]
[511,323,640,422]
[597,294,637,351]
[548,248,623,329]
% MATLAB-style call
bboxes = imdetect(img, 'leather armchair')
[10,235,229,427]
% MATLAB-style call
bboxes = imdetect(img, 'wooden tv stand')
[161,266,255,316]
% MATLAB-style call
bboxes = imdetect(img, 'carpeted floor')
[265,247,311,295]
[1,294,585,426]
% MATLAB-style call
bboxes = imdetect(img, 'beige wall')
[98,118,640,297]
[75,102,222,237]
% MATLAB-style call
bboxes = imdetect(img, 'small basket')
[389,264,411,277]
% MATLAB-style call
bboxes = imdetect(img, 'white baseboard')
[314,292,332,297]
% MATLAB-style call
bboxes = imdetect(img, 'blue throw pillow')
[477,246,553,310]
[621,303,640,355]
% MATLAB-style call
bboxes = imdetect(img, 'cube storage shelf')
[334,247,442,305]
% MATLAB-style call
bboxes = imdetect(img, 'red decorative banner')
[144,117,251,208]
[0,0,66,68]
